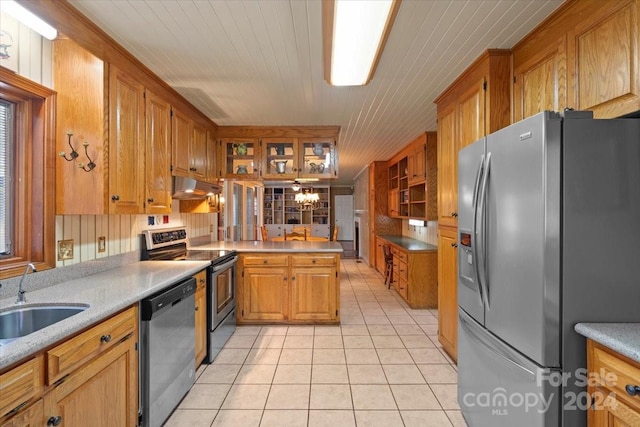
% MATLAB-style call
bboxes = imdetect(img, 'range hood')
[172,176,221,200]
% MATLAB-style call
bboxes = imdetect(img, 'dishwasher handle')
[140,277,197,321]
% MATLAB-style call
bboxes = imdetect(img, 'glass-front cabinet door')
[220,138,259,178]
[298,138,337,179]
[261,138,298,179]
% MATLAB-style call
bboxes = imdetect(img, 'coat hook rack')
[59,132,96,172]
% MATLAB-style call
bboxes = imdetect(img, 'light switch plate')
[58,239,74,260]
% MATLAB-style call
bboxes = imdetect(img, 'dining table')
[270,236,329,242]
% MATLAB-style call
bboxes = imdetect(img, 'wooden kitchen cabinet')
[241,255,289,322]
[387,132,437,220]
[437,227,458,362]
[377,237,438,309]
[53,38,106,215]
[172,109,212,181]
[260,137,337,180]
[0,306,138,426]
[108,64,146,214]
[261,137,299,179]
[434,50,510,228]
[194,270,208,368]
[587,339,640,426]
[43,331,138,427]
[0,356,44,418]
[219,138,260,179]
[290,255,338,322]
[1,399,43,427]
[513,0,640,120]
[237,253,340,324]
[144,90,173,214]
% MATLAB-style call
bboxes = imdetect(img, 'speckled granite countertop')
[190,240,344,253]
[575,323,640,363]
[377,235,438,252]
[0,260,210,370]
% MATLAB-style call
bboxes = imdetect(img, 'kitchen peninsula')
[190,241,343,325]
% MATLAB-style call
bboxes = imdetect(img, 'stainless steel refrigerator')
[456,110,640,427]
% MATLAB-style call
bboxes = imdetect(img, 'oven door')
[211,256,238,329]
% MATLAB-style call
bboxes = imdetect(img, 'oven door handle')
[211,256,238,272]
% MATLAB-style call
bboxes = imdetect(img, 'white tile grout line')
[179,259,462,427]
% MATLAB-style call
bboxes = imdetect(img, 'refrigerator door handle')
[459,311,535,380]
[477,152,491,309]
[470,154,485,305]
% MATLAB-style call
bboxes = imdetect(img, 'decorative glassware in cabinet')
[262,138,297,178]
[221,138,258,177]
[300,139,336,178]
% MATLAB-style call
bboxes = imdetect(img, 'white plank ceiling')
[68,0,563,184]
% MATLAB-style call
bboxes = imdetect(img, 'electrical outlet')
[98,236,106,253]
[209,224,214,232]
[58,239,74,260]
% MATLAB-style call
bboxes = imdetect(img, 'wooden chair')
[284,229,307,241]
[383,245,394,288]
[332,226,339,241]
[260,226,268,241]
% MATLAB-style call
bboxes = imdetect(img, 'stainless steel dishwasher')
[140,277,196,427]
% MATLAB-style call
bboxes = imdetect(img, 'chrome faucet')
[16,263,36,304]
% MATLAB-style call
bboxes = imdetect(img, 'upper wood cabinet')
[260,137,338,180]
[144,90,172,214]
[108,64,146,214]
[298,138,337,180]
[172,109,209,180]
[219,137,261,179]
[217,126,340,180]
[53,39,106,215]
[434,50,511,228]
[261,137,299,179]
[387,132,438,220]
[53,40,176,215]
[513,0,640,120]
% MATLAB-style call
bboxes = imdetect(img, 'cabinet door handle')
[195,306,199,311]
[111,195,120,201]
[147,197,154,203]
[451,242,458,248]
[291,276,295,281]
[47,416,63,426]
[263,260,268,264]
[626,384,640,396]
[312,259,316,264]
[100,334,112,343]
[451,212,458,217]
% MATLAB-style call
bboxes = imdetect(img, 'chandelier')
[295,188,320,211]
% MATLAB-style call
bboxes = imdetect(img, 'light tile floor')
[167,259,468,427]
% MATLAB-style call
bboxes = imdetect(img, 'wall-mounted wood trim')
[217,125,341,140]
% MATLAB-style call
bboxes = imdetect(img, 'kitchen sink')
[0,304,89,346]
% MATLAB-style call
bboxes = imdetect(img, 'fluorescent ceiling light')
[1,0,58,40]
[323,0,400,86]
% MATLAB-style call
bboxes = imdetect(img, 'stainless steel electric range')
[141,226,238,362]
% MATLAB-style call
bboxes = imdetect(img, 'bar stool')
[383,245,394,288]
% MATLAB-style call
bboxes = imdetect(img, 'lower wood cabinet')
[587,339,640,426]
[194,269,208,368]
[238,253,340,324]
[376,237,437,309]
[437,226,458,362]
[0,306,138,426]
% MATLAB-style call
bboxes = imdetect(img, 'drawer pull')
[263,260,268,264]
[626,384,640,396]
[312,259,316,264]
[47,416,63,426]
[100,334,112,343]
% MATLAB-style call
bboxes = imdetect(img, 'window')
[0,99,14,256]
[0,70,56,278]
